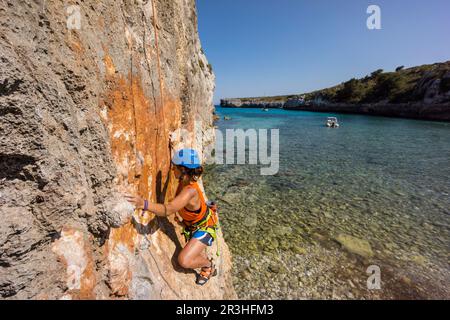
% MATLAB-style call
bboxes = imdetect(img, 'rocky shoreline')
[220,100,450,122]
[220,98,284,109]
[284,102,450,122]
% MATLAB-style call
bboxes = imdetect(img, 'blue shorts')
[192,230,214,246]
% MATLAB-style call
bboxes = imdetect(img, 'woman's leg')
[178,238,210,269]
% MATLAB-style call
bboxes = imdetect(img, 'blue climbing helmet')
[171,148,201,169]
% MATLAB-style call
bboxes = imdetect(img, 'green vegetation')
[371,69,384,77]
[238,95,291,102]
[231,61,450,104]
[363,72,407,102]
[198,58,205,71]
[335,78,365,103]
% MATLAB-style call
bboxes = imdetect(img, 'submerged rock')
[410,255,427,266]
[273,226,292,236]
[291,246,307,255]
[323,211,334,219]
[268,263,281,274]
[334,234,374,258]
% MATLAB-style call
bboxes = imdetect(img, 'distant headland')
[220,61,450,121]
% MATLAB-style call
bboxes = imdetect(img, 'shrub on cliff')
[371,69,384,78]
[334,78,365,103]
[364,73,405,102]
[198,58,205,70]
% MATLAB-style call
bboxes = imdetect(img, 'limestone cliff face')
[0,0,235,299]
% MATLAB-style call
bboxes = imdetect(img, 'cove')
[204,107,450,299]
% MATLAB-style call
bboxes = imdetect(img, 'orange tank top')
[177,182,216,228]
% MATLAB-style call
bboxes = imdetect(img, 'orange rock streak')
[101,54,182,297]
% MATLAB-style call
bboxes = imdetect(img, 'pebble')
[268,264,280,274]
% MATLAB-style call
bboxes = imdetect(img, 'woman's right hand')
[124,194,145,209]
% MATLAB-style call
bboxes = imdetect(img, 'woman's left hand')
[124,194,145,209]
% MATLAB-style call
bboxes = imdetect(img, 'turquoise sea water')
[204,107,450,299]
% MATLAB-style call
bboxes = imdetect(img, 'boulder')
[334,234,374,258]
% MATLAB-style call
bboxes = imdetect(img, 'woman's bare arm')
[124,188,196,217]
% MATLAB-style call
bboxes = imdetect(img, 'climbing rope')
[139,0,170,205]
[150,0,168,161]
[130,55,140,176]
[151,0,165,122]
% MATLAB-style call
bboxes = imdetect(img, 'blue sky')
[196,0,450,104]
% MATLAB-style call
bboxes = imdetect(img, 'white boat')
[326,117,339,128]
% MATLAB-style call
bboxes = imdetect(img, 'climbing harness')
[182,206,220,256]
[178,182,220,256]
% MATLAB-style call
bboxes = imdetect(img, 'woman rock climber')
[124,148,219,285]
